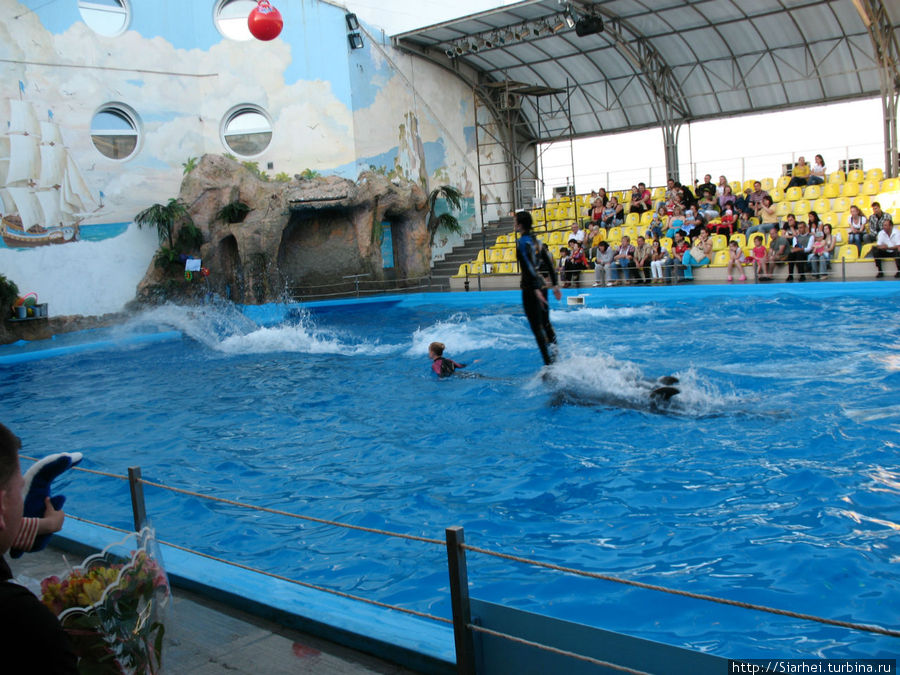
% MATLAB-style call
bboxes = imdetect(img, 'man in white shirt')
[569,221,585,245]
[873,220,900,278]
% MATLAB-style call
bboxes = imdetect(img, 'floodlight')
[345,13,359,31]
[348,32,364,49]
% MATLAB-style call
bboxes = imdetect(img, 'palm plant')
[135,198,191,250]
[426,185,464,246]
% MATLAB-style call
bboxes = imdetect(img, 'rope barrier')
[136,478,446,547]
[64,515,450,625]
[460,543,900,639]
[467,624,649,675]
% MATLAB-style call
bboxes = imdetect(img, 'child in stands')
[751,234,768,278]
[726,238,747,282]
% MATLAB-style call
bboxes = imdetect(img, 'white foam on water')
[549,304,657,324]
[406,312,532,357]
[125,303,398,356]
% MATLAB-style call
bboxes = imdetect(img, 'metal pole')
[128,466,147,532]
[446,526,476,675]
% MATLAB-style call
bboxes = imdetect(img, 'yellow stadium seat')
[743,179,757,192]
[823,182,840,198]
[847,169,865,183]
[489,249,507,263]
[785,186,803,201]
[770,188,785,203]
[607,226,622,241]
[730,181,742,194]
[710,234,726,251]
[622,226,638,239]
[454,263,470,277]
[828,170,845,184]
[822,213,840,227]
[662,236,674,250]
[711,250,729,267]
[495,234,508,245]
[865,168,883,182]
[502,247,516,262]
[803,184,822,200]
[811,198,831,213]
[730,233,746,248]
[640,210,654,225]
[860,243,874,258]
[835,245,857,262]
[792,199,810,215]
[831,197,851,213]
[474,249,486,263]
[625,212,640,226]
[750,216,760,226]
[651,187,666,201]
[595,227,607,240]
[862,180,880,196]
[761,178,775,191]
[852,195,871,212]
[775,201,792,217]
[776,176,791,190]
[831,227,847,244]
[881,177,900,193]
[741,246,754,259]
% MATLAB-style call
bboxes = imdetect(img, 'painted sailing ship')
[1,93,101,248]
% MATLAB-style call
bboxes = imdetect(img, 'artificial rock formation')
[136,154,430,305]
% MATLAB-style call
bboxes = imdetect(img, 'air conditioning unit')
[499,93,521,110]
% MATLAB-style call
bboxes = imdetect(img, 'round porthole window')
[90,104,140,160]
[78,0,131,37]
[221,105,273,157]
[214,0,257,41]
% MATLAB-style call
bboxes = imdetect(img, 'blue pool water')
[2,286,899,659]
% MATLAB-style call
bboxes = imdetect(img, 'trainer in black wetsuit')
[515,211,561,366]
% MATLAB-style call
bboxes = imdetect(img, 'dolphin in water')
[544,370,682,413]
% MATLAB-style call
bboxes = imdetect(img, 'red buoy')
[248,0,283,41]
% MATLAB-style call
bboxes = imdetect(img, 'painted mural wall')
[0,0,508,317]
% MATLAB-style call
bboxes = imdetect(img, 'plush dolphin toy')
[9,452,82,558]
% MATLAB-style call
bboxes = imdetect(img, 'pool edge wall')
[53,521,456,675]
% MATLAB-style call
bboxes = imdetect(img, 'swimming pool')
[2,284,899,659]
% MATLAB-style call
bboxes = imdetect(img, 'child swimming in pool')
[429,342,467,377]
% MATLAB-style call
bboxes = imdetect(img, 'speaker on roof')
[575,15,603,37]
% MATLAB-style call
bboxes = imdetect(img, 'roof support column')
[662,120,682,183]
[856,0,900,177]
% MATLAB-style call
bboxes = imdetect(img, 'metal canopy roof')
[393,0,900,143]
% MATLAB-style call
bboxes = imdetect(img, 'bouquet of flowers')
[40,528,170,674]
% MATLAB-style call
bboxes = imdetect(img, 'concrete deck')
[8,546,418,675]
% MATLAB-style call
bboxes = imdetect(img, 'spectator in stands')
[766,225,790,279]
[586,223,602,259]
[588,198,604,224]
[873,219,900,278]
[718,185,737,211]
[646,205,666,240]
[807,211,822,233]
[808,154,826,185]
[597,187,609,206]
[609,235,635,285]
[649,239,669,284]
[696,174,716,200]
[633,235,653,284]
[662,178,677,207]
[750,235,768,279]
[668,231,690,282]
[630,182,651,214]
[734,188,753,218]
[678,182,698,209]
[697,190,719,220]
[746,195,777,236]
[680,227,713,281]
[665,205,685,239]
[602,197,624,228]
[715,175,729,197]
[557,246,569,280]
[726,238,747,282]
[821,224,836,274]
[787,156,811,188]
[807,230,829,279]
[748,181,770,214]
[787,221,813,281]
[569,221,585,245]
[737,210,753,234]
[563,239,589,287]
[847,204,867,254]
[866,202,893,245]
[714,209,735,237]
[592,241,614,287]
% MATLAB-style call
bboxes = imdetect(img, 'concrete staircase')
[429,217,516,290]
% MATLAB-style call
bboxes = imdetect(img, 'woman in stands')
[787,156,811,188]
[649,239,669,283]
[715,175,729,197]
[808,154,826,185]
[718,185,737,211]
[646,205,666,240]
[697,190,719,220]
[807,211,822,233]
[665,205,685,239]
[680,227,714,281]
[746,196,778,236]
[601,197,624,228]
[847,205,867,254]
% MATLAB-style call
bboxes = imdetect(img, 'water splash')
[407,312,530,357]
